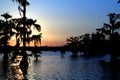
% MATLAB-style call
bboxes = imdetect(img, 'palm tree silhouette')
[12,18,41,47]
[12,0,29,48]
[102,13,120,40]
[11,1,42,64]
[0,13,15,59]
[103,13,120,62]
[0,13,14,47]
[12,0,42,48]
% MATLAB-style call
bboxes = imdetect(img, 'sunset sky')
[0,0,120,46]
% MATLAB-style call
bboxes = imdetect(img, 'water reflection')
[0,51,120,80]
[27,51,105,80]
[11,55,28,80]
[11,66,24,80]
[0,58,13,79]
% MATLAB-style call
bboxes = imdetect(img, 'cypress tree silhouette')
[0,13,14,60]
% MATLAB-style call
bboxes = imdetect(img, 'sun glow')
[31,27,40,35]
[9,39,16,46]
[8,22,66,47]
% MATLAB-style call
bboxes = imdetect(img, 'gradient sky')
[0,0,120,46]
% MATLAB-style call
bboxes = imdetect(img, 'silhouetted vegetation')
[0,13,15,60]
[0,1,42,78]
[0,0,120,60]
[66,12,120,62]
[0,0,120,79]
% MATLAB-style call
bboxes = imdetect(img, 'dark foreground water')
[0,51,120,80]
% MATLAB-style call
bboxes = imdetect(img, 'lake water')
[0,51,120,80]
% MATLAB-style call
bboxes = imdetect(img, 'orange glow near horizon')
[41,39,66,46]
[41,29,66,46]
[7,18,67,47]
[9,34,66,47]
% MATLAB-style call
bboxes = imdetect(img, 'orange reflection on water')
[11,55,24,80]
[12,66,24,80]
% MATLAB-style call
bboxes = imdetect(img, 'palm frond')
[34,24,41,32]
[1,13,12,20]
[12,0,29,6]
[103,23,111,29]
[31,33,42,46]
[115,22,120,29]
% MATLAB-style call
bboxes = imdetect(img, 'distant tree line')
[66,13,120,57]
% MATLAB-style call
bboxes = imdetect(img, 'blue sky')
[0,0,120,46]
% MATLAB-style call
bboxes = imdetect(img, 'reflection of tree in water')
[32,48,42,61]
[12,66,24,80]
[11,53,29,79]
[0,59,13,79]
[99,60,120,80]
[60,50,65,58]
[20,52,29,76]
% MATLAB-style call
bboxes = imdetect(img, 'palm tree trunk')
[110,21,117,63]
[3,19,8,60]
[23,0,26,49]
[22,0,28,61]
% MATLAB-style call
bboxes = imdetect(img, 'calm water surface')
[0,51,120,80]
